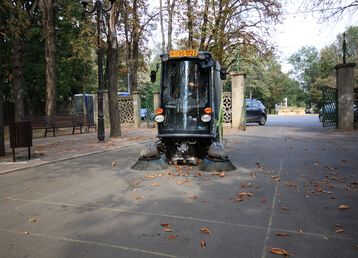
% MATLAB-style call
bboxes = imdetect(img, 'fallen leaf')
[338,205,350,210]
[144,174,157,179]
[335,229,344,233]
[272,175,280,182]
[28,217,38,223]
[200,240,207,248]
[168,235,177,240]
[270,248,289,256]
[111,161,117,167]
[275,232,289,237]
[256,162,263,169]
[151,182,160,187]
[197,172,202,177]
[200,227,211,234]
[238,192,253,197]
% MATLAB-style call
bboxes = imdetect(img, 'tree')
[39,0,57,117]
[0,0,39,121]
[303,0,358,20]
[175,0,281,65]
[289,46,321,107]
[121,0,158,92]
[106,2,121,137]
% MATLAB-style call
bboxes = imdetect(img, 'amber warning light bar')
[169,49,198,58]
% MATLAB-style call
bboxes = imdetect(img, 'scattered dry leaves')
[270,248,289,256]
[200,227,211,234]
[200,240,207,248]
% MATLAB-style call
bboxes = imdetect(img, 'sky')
[272,1,358,73]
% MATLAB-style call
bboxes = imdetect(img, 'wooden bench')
[26,115,82,137]
[77,114,96,133]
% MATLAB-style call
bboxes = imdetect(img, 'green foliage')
[288,26,358,110]
[233,48,305,112]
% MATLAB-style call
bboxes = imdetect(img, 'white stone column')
[103,90,110,129]
[335,63,356,131]
[153,91,160,111]
[231,72,246,130]
[132,91,141,128]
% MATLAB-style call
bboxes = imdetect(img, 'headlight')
[154,115,165,123]
[201,114,211,122]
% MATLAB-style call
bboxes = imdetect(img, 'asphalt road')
[1,115,358,258]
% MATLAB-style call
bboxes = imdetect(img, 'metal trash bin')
[9,121,32,162]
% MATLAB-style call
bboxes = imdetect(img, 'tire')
[259,115,266,126]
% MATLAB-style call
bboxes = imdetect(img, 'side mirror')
[220,68,227,80]
[150,71,156,83]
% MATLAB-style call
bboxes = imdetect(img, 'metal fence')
[321,86,338,128]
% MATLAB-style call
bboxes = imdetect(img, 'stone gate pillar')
[335,63,356,131]
[132,91,141,128]
[153,91,160,111]
[231,72,246,130]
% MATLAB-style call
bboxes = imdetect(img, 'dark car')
[246,98,267,125]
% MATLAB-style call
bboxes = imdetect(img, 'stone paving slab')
[1,116,358,258]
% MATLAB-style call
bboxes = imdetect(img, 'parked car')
[246,98,267,126]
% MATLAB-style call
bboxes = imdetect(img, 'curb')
[0,140,153,176]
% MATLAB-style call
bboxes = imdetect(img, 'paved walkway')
[0,127,156,175]
[1,115,358,258]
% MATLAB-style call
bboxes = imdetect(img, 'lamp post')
[81,0,115,142]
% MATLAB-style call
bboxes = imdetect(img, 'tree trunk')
[40,0,56,117]
[160,0,166,52]
[122,0,132,93]
[0,97,5,156]
[11,39,25,121]
[131,0,139,92]
[167,0,175,51]
[187,0,193,48]
[199,0,209,50]
[107,4,121,137]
